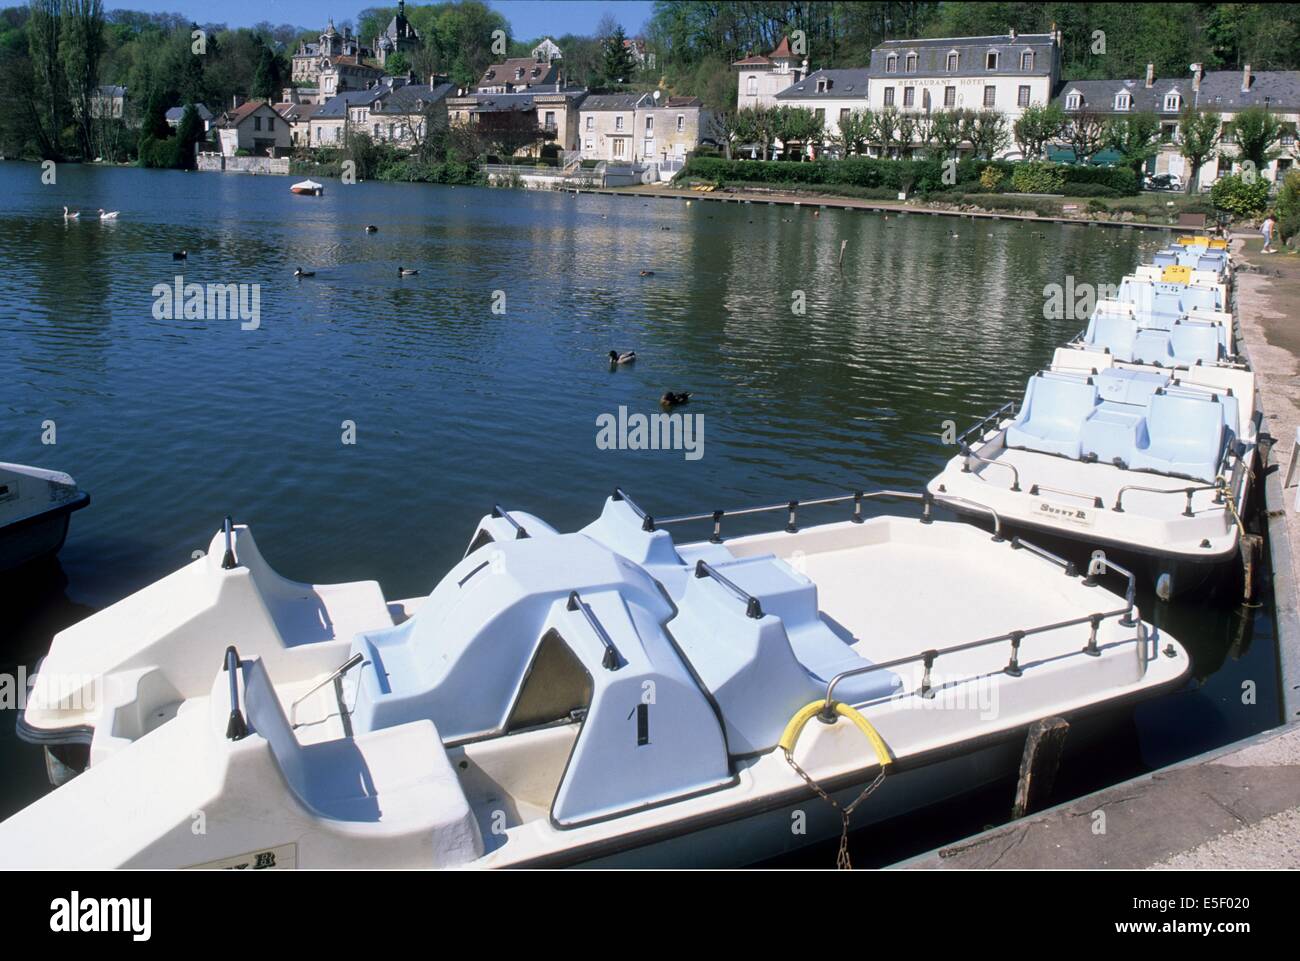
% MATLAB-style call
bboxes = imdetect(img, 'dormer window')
[1163,91,1181,111]
[1021,50,1034,71]
[1115,92,1132,111]
[816,77,828,93]
[946,51,959,71]
[905,53,917,73]
[515,67,524,80]
[1066,91,1082,110]
[986,51,998,70]
[886,54,898,74]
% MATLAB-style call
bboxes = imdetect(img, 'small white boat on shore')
[290,179,324,196]
[0,462,90,573]
[5,489,1187,868]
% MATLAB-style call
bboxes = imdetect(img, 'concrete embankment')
[578,183,1202,233]
[897,234,1300,870]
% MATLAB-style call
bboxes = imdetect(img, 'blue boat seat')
[1094,368,1168,405]
[1168,384,1240,440]
[1132,328,1175,365]
[1170,320,1223,366]
[1181,286,1220,312]
[1080,402,1146,467]
[1152,251,1178,268]
[1006,374,1099,458]
[1085,311,1138,361]
[1129,391,1226,482]
[703,555,900,706]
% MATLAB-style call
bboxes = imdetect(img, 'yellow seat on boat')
[1179,235,1213,246]
[1162,264,1192,283]
[1208,238,1228,249]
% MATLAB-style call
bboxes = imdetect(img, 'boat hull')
[0,493,89,573]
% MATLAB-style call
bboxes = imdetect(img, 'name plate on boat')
[1035,498,1096,529]
[184,842,297,870]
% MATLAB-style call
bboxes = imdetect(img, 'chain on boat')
[778,700,893,870]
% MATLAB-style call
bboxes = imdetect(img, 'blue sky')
[109,1,657,37]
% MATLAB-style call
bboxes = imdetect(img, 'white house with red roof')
[733,36,806,111]
[215,100,291,157]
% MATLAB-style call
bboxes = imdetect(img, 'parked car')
[1145,173,1184,192]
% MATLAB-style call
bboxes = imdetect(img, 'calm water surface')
[0,163,1281,862]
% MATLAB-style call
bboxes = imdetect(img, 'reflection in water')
[0,164,1280,858]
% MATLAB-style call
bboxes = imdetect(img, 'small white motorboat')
[930,238,1257,600]
[290,179,324,196]
[0,462,90,573]
[5,489,1187,868]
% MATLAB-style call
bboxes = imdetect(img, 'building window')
[1066,92,1082,110]
[373,123,379,136]
[1021,50,1034,71]
[946,51,958,71]
[816,78,828,93]
[268,117,275,131]
[983,85,996,107]
[986,51,998,70]
[1115,92,1131,111]
[545,110,556,129]
[253,116,261,131]
[886,54,897,73]
[814,107,825,125]
[944,85,956,107]
[677,114,685,132]
[645,115,653,132]
[883,86,895,107]
[905,53,917,73]
[1282,123,1296,146]
[584,138,592,150]
[1018,86,1030,107]
[747,76,757,95]
[615,115,624,131]
[586,116,593,130]
[1163,92,1180,112]
[840,107,850,122]
[1161,121,1177,142]
[903,86,914,108]
[613,138,625,158]
[1221,123,1235,143]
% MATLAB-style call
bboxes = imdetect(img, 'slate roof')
[775,68,871,101]
[869,33,1055,78]
[313,89,383,119]
[579,94,645,111]
[477,58,561,90]
[371,82,454,115]
[165,104,213,123]
[1056,70,1300,114]
[733,35,795,67]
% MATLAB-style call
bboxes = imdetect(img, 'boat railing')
[1028,483,1104,509]
[957,401,1017,449]
[819,598,1144,721]
[1113,479,1225,515]
[490,504,530,539]
[625,487,1003,542]
[693,560,764,619]
[289,652,364,728]
[961,448,1021,491]
[221,514,237,569]
[567,591,624,670]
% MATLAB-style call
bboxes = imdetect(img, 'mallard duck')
[398,266,419,276]
[294,267,315,278]
[98,209,119,220]
[660,391,691,407]
[609,350,636,365]
[639,270,655,277]
[364,225,378,233]
[172,250,187,260]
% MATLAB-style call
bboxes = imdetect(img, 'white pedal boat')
[0,462,90,573]
[929,342,1259,600]
[4,491,1188,869]
[290,179,324,196]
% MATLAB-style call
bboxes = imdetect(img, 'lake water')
[0,163,1282,864]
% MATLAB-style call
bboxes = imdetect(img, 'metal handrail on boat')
[1028,483,1104,509]
[221,515,237,569]
[1112,479,1224,515]
[490,504,529,539]
[693,560,764,619]
[957,401,1017,448]
[961,449,1021,491]
[566,590,624,670]
[289,652,364,728]
[654,489,939,541]
[223,645,248,741]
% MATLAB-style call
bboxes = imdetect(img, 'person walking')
[1261,211,1278,253]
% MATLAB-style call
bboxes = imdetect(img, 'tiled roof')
[1056,70,1300,113]
[165,103,213,122]
[733,35,794,67]
[478,58,560,89]
[868,34,1055,78]
[220,100,274,127]
[313,89,382,119]
[579,94,645,111]
[372,82,454,115]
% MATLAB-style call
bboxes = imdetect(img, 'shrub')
[1064,183,1122,198]
[1087,199,1110,213]
[1059,164,1138,195]
[1010,161,1066,194]
[979,166,1004,191]
[1274,170,1300,240]
[1210,174,1271,216]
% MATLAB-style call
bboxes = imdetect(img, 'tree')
[1067,110,1106,164]
[175,101,202,168]
[733,104,775,160]
[1012,102,1065,160]
[930,110,965,159]
[251,38,283,102]
[871,106,900,158]
[1230,105,1283,174]
[1179,109,1222,193]
[1105,112,1160,181]
[831,108,871,156]
[599,24,635,88]
[59,0,104,160]
[384,51,411,76]
[772,105,822,160]
[963,109,1009,161]
[28,0,64,159]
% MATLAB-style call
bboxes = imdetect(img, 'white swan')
[98,209,119,220]
[62,206,80,220]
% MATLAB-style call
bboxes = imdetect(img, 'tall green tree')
[28,0,64,158]
[1229,105,1283,173]
[1178,108,1222,193]
[832,108,872,156]
[1013,102,1066,160]
[1104,112,1160,180]
[59,0,104,160]
[599,23,635,87]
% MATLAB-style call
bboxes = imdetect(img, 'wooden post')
[838,239,848,272]
[1012,716,1069,819]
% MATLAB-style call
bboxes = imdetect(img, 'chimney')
[1145,63,1155,88]
[232,94,243,109]
[1191,63,1203,93]
[1009,27,1016,41]
[1242,64,1252,93]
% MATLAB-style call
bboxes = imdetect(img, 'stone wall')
[196,153,291,175]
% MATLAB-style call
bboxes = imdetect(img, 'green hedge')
[682,156,1138,196]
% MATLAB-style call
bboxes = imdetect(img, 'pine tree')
[600,26,635,88]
